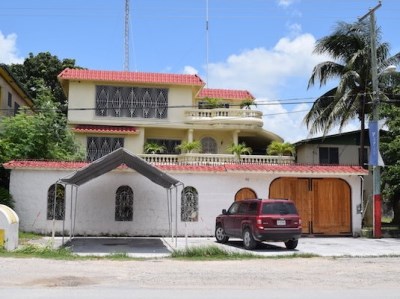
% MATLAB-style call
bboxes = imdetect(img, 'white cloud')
[277,0,296,8]
[182,65,198,75]
[204,33,360,142]
[0,31,24,64]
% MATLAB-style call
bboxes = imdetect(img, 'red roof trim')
[3,160,368,175]
[197,88,255,101]
[58,68,205,86]
[73,125,139,134]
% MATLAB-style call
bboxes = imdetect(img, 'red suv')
[215,199,302,250]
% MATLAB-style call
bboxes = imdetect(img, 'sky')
[1,0,399,143]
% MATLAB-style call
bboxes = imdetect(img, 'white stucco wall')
[9,168,363,237]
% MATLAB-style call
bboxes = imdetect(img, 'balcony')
[184,108,263,127]
[139,153,295,165]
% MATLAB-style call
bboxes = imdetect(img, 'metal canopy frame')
[53,148,182,247]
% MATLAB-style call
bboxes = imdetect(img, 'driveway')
[35,236,400,258]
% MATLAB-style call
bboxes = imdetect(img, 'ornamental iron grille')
[86,137,124,162]
[115,186,134,221]
[147,138,181,154]
[181,186,199,222]
[47,184,65,220]
[201,137,217,154]
[95,85,168,119]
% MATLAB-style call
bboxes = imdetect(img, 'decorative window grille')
[95,85,168,119]
[47,184,65,220]
[147,139,180,154]
[115,186,134,221]
[201,137,217,154]
[181,186,199,222]
[87,137,124,162]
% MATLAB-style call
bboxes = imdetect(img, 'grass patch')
[170,245,319,260]
[0,244,78,260]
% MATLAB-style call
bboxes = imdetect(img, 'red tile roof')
[58,68,205,86]
[73,125,138,134]
[3,160,368,175]
[197,88,255,100]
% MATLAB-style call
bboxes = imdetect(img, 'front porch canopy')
[58,148,182,245]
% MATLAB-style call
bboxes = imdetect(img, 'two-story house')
[4,68,367,238]
[0,64,34,118]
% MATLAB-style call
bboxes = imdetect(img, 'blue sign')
[369,121,384,166]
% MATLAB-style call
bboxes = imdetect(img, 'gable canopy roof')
[60,148,181,188]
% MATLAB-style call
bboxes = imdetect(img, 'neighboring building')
[0,64,34,118]
[4,69,368,238]
[294,130,373,226]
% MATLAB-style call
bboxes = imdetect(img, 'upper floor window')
[7,92,12,107]
[95,86,168,119]
[146,138,180,154]
[319,147,339,164]
[47,184,65,220]
[201,137,217,154]
[115,186,134,221]
[87,136,124,162]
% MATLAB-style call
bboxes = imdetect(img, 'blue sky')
[1,0,399,142]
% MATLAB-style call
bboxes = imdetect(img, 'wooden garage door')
[269,178,351,235]
[235,188,257,201]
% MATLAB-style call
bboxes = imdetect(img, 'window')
[319,147,339,164]
[95,86,168,119]
[201,137,217,154]
[115,186,133,221]
[87,137,124,162]
[7,92,12,107]
[47,184,65,220]
[181,186,199,222]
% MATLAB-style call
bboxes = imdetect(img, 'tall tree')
[305,20,400,166]
[9,52,82,110]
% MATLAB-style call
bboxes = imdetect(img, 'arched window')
[181,186,199,222]
[115,186,134,221]
[201,137,217,154]
[47,184,65,220]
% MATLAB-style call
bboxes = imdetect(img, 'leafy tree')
[227,142,252,161]
[9,52,82,110]
[380,102,400,225]
[0,187,14,208]
[267,141,295,156]
[0,86,84,162]
[305,20,400,166]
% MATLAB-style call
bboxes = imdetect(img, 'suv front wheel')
[242,227,257,250]
[215,225,229,243]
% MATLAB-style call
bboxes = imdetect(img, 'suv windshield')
[262,202,297,215]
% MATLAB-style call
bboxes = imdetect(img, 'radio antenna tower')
[124,0,130,71]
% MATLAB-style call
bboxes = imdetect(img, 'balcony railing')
[139,153,295,165]
[184,108,263,126]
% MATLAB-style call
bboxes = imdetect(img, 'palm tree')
[305,20,400,166]
[227,142,252,161]
[240,98,257,110]
[267,141,295,156]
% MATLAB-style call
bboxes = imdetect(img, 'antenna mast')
[124,0,130,71]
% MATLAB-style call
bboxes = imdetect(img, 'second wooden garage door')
[269,177,351,235]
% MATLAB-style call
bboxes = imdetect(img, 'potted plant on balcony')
[144,142,166,154]
[175,140,202,154]
[227,142,252,162]
[205,97,223,109]
[240,98,257,110]
[266,141,295,156]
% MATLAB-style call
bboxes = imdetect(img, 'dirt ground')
[0,256,399,290]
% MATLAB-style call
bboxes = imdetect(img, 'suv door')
[223,202,240,236]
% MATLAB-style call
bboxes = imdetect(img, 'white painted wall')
[9,168,364,237]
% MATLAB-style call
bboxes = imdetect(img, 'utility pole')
[359,1,382,238]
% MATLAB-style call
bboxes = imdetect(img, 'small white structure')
[0,204,19,250]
